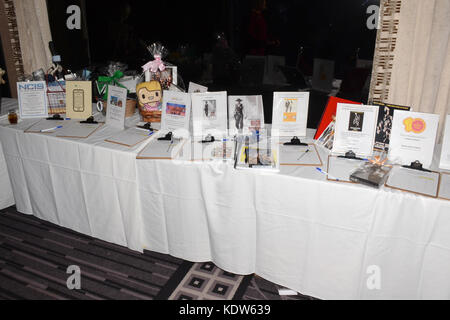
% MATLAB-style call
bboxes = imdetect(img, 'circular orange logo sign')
[403,117,426,134]
[411,119,426,133]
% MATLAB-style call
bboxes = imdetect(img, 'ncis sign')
[18,82,45,91]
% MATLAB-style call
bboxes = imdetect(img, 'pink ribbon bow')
[142,54,166,73]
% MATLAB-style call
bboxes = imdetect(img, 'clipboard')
[55,121,104,139]
[136,137,187,160]
[438,172,450,201]
[326,155,366,183]
[104,128,155,148]
[24,119,66,134]
[279,143,322,166]
[385,165,441,198]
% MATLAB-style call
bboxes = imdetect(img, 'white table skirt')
[0,98,17,209]
[1,103,450,300]
[136,153,450,300]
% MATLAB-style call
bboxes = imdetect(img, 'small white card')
[105,85,127,130]
[332,104,379,157]
[192,91,228,138]
[439,115,450,170]
[17,81,48,119]
[388,110,439,169]
[228,95,264,135]
[161,90,191,133]
[272,92,309,137]
[188,82,208,93]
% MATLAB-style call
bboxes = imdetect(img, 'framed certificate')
[17,81,48,119]
[388,110,439,169]
[272,92,309,137]
[332,104,379,157]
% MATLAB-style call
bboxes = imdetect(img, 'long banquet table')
[1,99,450,300]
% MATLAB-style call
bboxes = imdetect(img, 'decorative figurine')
[136,80,163,123]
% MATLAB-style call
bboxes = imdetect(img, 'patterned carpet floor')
[0,206,316,300]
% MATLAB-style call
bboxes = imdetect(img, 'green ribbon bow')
[96,70,128,101]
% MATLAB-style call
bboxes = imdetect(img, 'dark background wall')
[44,0,380,126]
[46,0,379,75]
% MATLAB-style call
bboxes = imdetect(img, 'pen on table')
[297,149,310,161]
[167,139,174,152]
[135,127,154,136]
[316,167,339,181]
[41,125,63,132]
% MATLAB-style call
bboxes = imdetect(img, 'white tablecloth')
[0,98,17,209]
[1,102,450,300]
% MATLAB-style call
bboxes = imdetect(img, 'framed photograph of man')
[228,95,264,135]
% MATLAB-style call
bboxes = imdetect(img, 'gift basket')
[137,43,186,123]
[95,62,136,118]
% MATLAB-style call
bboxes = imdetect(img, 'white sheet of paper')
[279,144,321,166]
[192,91,228,138]
[388,110,439,169]
[188,82,208,93]
[137,136,185,159]
[327,157,366,182]
[105,85,127,130]
[17,81,48,119]
[24,119,66,133]
[55,121,102,138]
[228,95,265,136]
[386,166,440,198]
[439,115,450,170]
[105,127,154,147]
[161,91,191,133]
[438,173,450,200]
[272,92,309,137]
[332,104,378,157]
